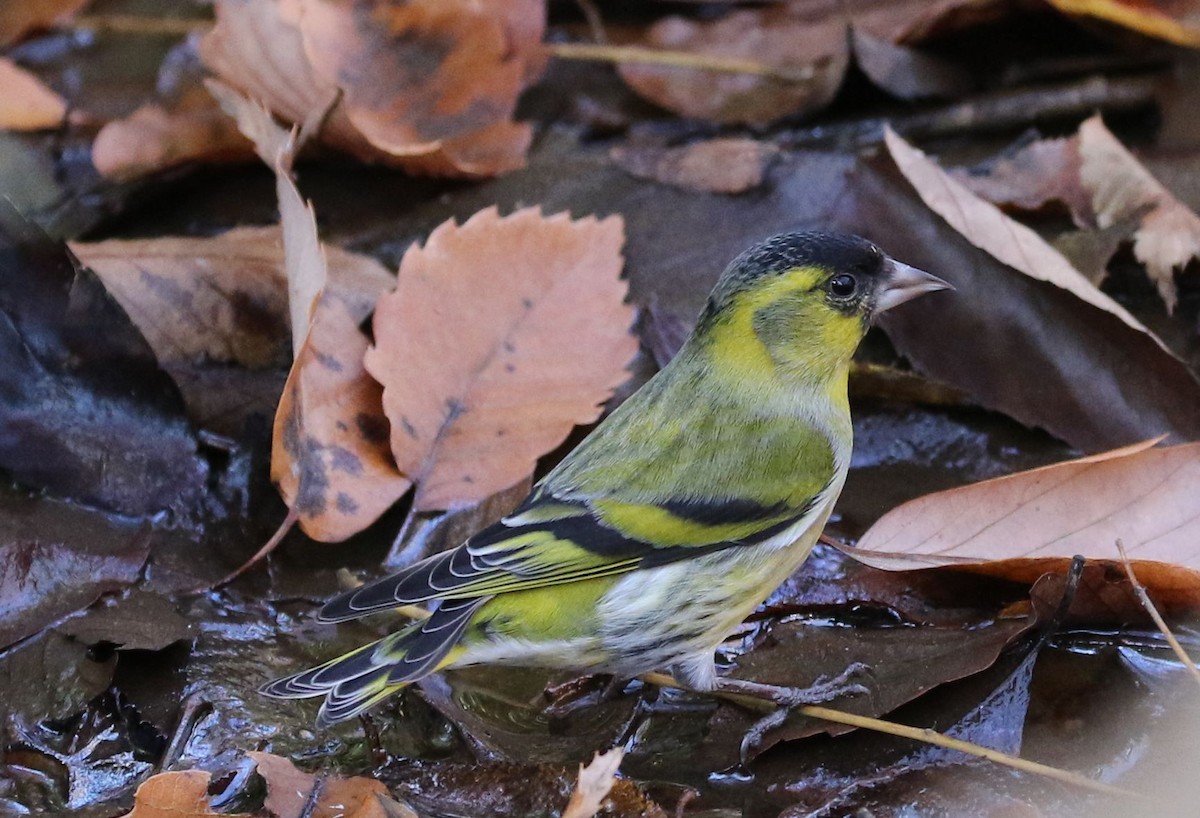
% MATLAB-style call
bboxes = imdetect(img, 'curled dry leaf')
[1078,114,1200,313]
[0,58,66,131]
[200,0,545,177]
[856,439,1200,574]
[71,226,392,368]
[0,0,90,47]
[610,137,777,194]
[120,770,245,818]
[366,206,635,512]
[562,748,625,818]
[616,4,849,125]
[1045,0,1200,46]
[92,87,255,182]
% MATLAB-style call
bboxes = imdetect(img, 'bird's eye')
[828,273,857,298]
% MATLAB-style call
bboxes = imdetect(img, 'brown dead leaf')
[249,751,412,818]
[849,0,1012,43]
[856,439,1200,572]
[208,82,406,541]
[610,137,777,194]
[200,0,544,177]
[274,295,409,540]
[951,136,1092,224]
[71,226,391,368]
[562,748,625,818]
[1045,0,1200,46]
[365,206,635,512]
[120,770,246,818]
[92,86,255,182]
[616,3,849,125]
[0,0,89,47]
[884,126,1174,351]
[0,58,66,131]
[1078,114,1200,313]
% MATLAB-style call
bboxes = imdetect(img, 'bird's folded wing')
[318,488,820,622]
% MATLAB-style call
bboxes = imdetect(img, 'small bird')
[262,231,950,726]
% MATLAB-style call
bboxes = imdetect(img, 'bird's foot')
[714,662,873,765]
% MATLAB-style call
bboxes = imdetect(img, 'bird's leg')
[714,662,873,764]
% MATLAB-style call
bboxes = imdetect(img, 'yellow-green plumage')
[261,231,950,725]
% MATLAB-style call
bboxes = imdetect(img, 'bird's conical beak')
[875,260,953,314]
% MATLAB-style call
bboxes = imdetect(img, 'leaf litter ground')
[3,2,1200,817]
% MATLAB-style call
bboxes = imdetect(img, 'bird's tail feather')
[260,597,486,724]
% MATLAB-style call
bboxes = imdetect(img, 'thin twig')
[1116,539,1200,690]
[641,672,1140,798]
[548,42,817,83]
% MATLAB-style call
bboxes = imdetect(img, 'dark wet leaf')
[0,203,208,516]
[0,489,153,651]
[0,630,115,727]
[703,613,1031,763]
[777,646,1040,817]
[57,590,194,653]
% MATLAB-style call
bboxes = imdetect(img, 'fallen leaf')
[274,296,410,540]
[563,748,625,818]
[1045,0,1200,46]
[71,226,392,368]
[616,3,849,125]
[249,751,407,818]
[850,0,1012,43]
[856,439,1200,575]
[120,770,247,818]
[1078,114,1200,312]
[0,57,67,131]
[208,83,408,542]
[0,202,208,516]
[885,126,1158,339]
[610,137,777,194]
[0,499,152,649]
[950,135,1092,224]
[205,78,329,352]
[92,86,255,182]
[57,589,194,651]
[200,0,544,177]
[365,206,635,512]
[0,0,90,47]
[850,27,974,100]
[0,629,116,727]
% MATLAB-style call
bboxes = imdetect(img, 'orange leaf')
[200,0,545,177]
[274,295,409,540]
[71,226,392,368]
[562,748,625,818]
[365,206,635,512]
[0,0,90,48]
[92,87,255,182]
[0,57,66,131]
[120,770,246,818]
[855,438,1200,572]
